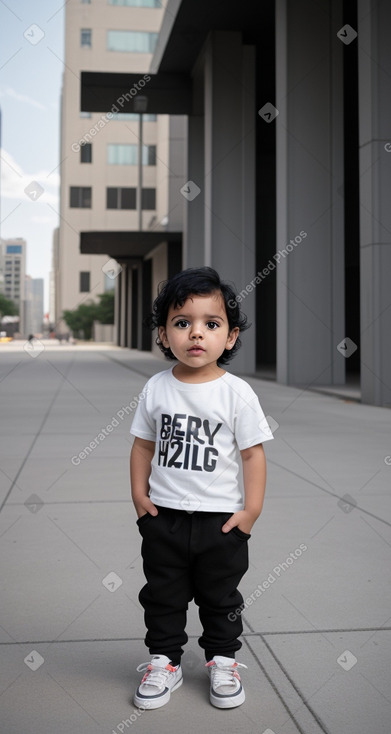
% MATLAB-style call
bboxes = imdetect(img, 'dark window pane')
[80,272,90,292]
[107,188,118,209]
[81,29,92,47]
[141,188,156,210]
[81,187,92,207]
[70,187,79,207]
[121,188,136,209]
[70,186,92,208]
[147,145,156,165]
[142,145,156,166]
[80,143,92,163]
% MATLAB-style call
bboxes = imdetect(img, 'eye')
[206,321,219,330]
[174,320,189,328]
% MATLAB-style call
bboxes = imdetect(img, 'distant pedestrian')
[130,266,274,710]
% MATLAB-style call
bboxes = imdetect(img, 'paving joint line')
[0,353,77,513]
[267,458,391,529]
[243,634,324,734]
[244,621,331,734]
[2,627,389,646]
[97,350,166,377]
[5,499,133,506]
[100,350,363,406]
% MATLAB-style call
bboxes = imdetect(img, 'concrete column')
[275,0,345,386]
[126,264,132,348]
[119,264,127,347]
[358,0,391,406]
[203,31,256,374]
[183,113,205,268]
[167,116,186,233]
[114,273,121,346]
[136,264,144,351]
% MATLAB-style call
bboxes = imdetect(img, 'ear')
[225,326,239,351]
[158,325,169,347]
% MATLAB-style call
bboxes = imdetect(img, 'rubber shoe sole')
[210,685,245,709]
[133,674,183,710]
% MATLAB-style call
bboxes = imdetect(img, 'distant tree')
[62,301,98,340]
[0,293,18,319]
[95,291,114,324]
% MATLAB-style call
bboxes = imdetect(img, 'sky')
[0,0,65,312]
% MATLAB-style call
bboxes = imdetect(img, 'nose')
[189,322,203,340]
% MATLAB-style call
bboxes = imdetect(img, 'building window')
[107,143,156,165]
[107,143,136,165]
[6,245,22,254]
[142,188,156,209]
[80,143,92,163]
[107,30,158,53]
[81,29,92,47]
[70,187,92,208]
[107,187,136,209]
[80,272,90,292]
[143,144,156,165]
[110,112,157,121]
[104,274,115,291]
[80,111,92,118]
[109,0,161,6]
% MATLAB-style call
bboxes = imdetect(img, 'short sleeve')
[235,392,274,450]
[129,381,156,442]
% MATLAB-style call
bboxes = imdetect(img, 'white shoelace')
[136,662,174,689]
[209,662,247,690]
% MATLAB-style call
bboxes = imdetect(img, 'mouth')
[188,346,205,354]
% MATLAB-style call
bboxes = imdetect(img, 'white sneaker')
[134,655,183,709]
[206,655,247,708]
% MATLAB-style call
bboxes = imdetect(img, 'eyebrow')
[170,314,225,322]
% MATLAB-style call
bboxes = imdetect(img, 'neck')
[173,363,225,383]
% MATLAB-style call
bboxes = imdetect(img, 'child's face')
[158,291,239,371]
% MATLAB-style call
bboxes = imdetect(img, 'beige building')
[56,0,185,337]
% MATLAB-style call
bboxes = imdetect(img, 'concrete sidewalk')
[1,341,390,734]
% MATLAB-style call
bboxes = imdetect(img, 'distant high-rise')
[0,238,26,333]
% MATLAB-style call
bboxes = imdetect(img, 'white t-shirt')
[130,366,274,512]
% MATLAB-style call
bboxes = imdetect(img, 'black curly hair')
[145,266,250,365]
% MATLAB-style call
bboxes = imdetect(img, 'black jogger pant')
[137,505,250,664]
